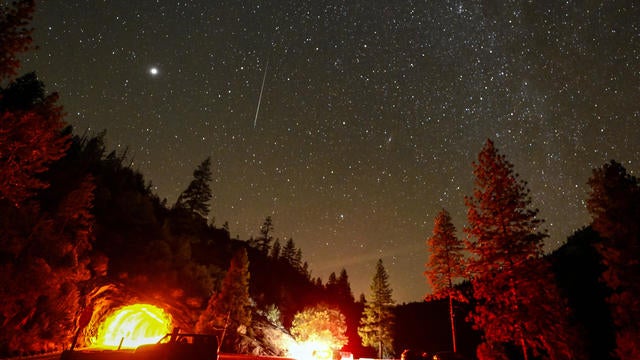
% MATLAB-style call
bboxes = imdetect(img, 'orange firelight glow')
[287,339,334,360]
[90,304,172,349]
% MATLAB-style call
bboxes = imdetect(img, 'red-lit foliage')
[0,175,96,355]
[465,139,581,360]
[0,2,91,354]
[0,89,70,206]
[587,160,640,360]
[426,209,466,302]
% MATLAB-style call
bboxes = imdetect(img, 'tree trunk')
[449,294,457,353]
[521,336,529,360]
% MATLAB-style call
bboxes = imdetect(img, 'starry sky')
[23,1,639,303]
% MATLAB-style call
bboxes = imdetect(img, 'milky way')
[25,1,639,302]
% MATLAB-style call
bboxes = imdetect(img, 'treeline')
[420,140,639,360]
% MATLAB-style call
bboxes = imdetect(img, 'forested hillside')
[2,2,639,359]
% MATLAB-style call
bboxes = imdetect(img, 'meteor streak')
[253,61,269,128]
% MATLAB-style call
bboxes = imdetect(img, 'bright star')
[149,67,159,76]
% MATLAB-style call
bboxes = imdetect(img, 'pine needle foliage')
[465,139,580,360]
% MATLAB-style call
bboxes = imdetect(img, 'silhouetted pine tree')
[270,238,281,260]
[256,216,274,253]
[587,160,640,360]
[281,238,297,268]
[175,157,212,219]
[327,272,339,293]
[333,269,355,305]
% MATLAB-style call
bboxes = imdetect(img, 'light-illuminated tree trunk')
[449,292,456,353]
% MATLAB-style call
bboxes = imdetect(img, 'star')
[148,67,159,76]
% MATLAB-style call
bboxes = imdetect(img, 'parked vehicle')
[134,331,218,360]
[60,330,218,360]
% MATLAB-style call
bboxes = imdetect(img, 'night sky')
[24,1,639,303]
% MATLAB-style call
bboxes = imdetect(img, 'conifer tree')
[358,259,394,358]
[301,261,310,278]
[196,248,251,349]
[327,269,355,306]
[337,269,355,304]
[256,216,274,253]
[270,238,281,260]
[425,208,465,353]
[294,248,303,270]
[175,157,212,219]
[587,160,640,360]
[465,139,578,360]
[327,272,338,291]
[281,238,297,267]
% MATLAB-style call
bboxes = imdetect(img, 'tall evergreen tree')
[196,248,251,351]
[281,238,298,268]
[336,269,355,304]
[323,269,355,309]
[294,248,303,270]
[327,272,338,291]
[425,208,466,353]
[358,259,395,358]
[465,139,578,360]
[270,238,281,260]
[587,160,640,360]
[256,216,274,253]
[175,157,212,219]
